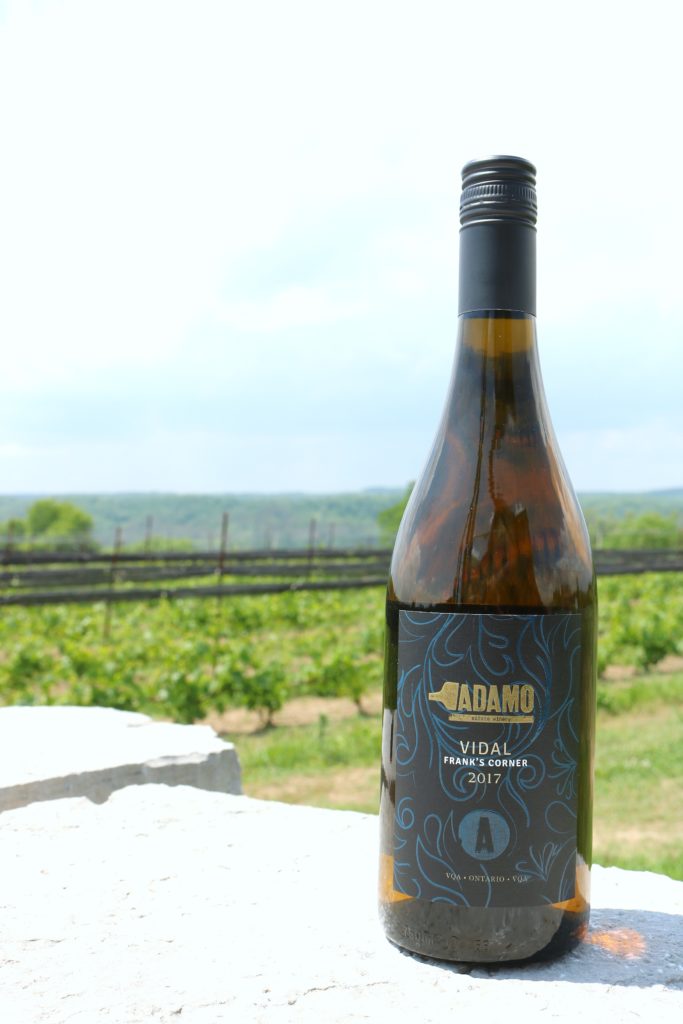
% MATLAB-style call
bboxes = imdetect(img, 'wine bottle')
[378,156,596,963]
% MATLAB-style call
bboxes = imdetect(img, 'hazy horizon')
[0,484,682,499]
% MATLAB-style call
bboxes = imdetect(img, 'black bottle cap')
[460,155,537,227]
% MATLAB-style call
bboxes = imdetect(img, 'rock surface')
[1,785,681,1023]
[0,706,240,811]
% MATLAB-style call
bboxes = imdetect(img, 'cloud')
[2,406,679,495]
[0,1,681,492]
[0,426,428,493]
[559,418,683,492]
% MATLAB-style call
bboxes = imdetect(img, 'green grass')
[596,672,683,713]
[229,713,381,781]
[593,671,683,879]
[227,712,383,813]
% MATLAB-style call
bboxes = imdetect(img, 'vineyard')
[0,544,681,607]
[0,552,681,723]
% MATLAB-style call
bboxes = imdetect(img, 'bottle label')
[394,610,581,908]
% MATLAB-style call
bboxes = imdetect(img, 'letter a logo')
[458,809,510,860]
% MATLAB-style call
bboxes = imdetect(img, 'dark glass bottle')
[378,157,596,963]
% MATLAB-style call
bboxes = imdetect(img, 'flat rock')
[0,706,240,811]
[0,785,681,1023]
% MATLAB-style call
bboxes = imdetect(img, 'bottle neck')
[458,219,536,316]
[449,314,547,429]
[459,313,537,358]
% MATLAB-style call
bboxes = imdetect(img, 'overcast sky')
[0,0,681,494]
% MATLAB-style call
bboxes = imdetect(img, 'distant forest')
[0,488,681,550]
[0,491,404,549]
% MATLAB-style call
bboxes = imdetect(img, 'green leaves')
[0,587,386,723]
[597,573,683,674]
[4,498,97,546]
[1,573,678,721]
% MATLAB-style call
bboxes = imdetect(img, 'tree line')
[2,494,683,553]
[1,499,94,546]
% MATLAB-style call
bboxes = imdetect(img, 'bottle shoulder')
[389,417,595,612]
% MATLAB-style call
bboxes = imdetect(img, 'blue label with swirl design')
[394,611,581,908]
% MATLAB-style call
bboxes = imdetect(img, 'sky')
[0,0,681,495]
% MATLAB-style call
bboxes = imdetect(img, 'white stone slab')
[0,705,240,810]
[0,786,681,1023]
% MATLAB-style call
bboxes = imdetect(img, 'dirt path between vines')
[204,689,383,735]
